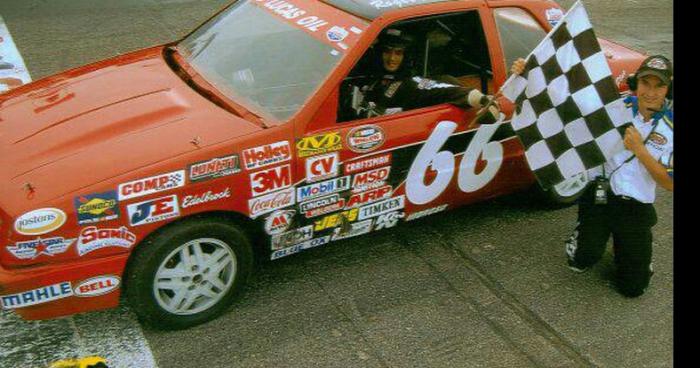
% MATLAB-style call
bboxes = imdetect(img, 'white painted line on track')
[0,14,32,93]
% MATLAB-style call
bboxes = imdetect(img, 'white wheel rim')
[553,172,589,198]
[154,238,237,316]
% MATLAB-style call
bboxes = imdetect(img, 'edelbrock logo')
[74,275,121,297]
[14,208,67,236]
[1,282,73,309]
[118,170,185,200]
[182,188,231,208]
[242,141,291,170]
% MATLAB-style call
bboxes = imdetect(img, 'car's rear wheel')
[125,217,253,330]
[540,171,591,207]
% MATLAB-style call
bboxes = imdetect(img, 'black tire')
[538,172,591,208]
[124,217,253,330]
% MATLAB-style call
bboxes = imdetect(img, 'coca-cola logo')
[248,187,296,218]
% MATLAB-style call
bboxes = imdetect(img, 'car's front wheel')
[125,217,253,330]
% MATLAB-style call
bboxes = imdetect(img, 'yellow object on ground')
[48,356,108,368]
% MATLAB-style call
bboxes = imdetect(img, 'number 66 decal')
[406,121,504,205]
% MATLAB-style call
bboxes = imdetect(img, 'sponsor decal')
[271,235,331,260]
[1,282,73,310]
[299,194,341,213]
[314,208,358,232]
[265,210,296,235]
[405,204,449,221]
[296,132,342,158]
[358,196,405,221]
[545,8,564,26]
[127,195,180,227]
[305,152,339,183]
[242,141,291,170]
[118,170,185,200]
[351,166,390,193]
[181,188,231,208]
[615,70,628,88]
[271,225,313,250]
[347,125,385,153]
[327,26,349,42]
[250,165,292,197]
[344,153,392,175]
[374,211,404,230]
[189,154,240,182]
[74,275,121,297]
[305,199,346,219]
[6,237,75,260]
[74,191,119,225]
[77,226,137,256]
[331,219,373,241]
[646,57,668,70]
[648,132,668,146]
[297,176,350,202]
[14,208,66,236]
[345,185,392,209]
[406,121,503,205]
[249,187,296,218]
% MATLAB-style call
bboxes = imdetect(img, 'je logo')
[127,195,180,226]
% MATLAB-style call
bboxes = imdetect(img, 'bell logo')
[74,276,121,297]
[306,153,339,183]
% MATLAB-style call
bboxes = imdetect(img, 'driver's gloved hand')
[467,89,501,125]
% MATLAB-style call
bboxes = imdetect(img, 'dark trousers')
[567,187,657,297]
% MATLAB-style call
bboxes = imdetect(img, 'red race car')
[0,0,644,329]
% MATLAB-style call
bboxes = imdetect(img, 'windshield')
[179,0,367,121]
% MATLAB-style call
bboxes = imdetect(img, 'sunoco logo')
[14,208,67,236]
[74,190,120,225]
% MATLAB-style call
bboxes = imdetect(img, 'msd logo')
[242,141,291,170]
[305,152,339,183]
[250,165,292,197]
[118,170,185,200]
[351,166,390,192]
[127,195,180,227]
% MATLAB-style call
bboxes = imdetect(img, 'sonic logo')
[76,226,136,256]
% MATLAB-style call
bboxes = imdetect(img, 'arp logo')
[296,132,342,158]
[305,152,339,183]
[127,195,180,227]
[250,165,292,197]
[345,185,392,209]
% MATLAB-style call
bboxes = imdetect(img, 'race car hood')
[0,46,262,212]
[599,38,646,89]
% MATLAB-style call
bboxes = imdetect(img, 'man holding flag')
[502,1,673,297]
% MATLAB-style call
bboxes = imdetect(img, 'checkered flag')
[501,0,632,188]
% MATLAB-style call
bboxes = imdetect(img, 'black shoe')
[567,258,589,273]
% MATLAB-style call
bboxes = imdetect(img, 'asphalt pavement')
[0,0,673,367]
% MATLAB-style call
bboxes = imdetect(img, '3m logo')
[250,165,292,197]
[242,141,291,170]
[118,170,185,200]
[296,132,342,158]
[127,195,180,227]
[305,152,339,183]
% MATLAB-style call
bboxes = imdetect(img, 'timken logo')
[118,170,185,200]
[189,154,240,182]
[243,141,291,170]
[74,275,121,297]
[14,208,67,236]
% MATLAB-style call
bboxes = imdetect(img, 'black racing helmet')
[377,28,414,50]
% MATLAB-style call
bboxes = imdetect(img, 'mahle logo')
[296,132,342,158]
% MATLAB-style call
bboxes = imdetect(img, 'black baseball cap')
[636,55,673,85]
[378,28,413,49]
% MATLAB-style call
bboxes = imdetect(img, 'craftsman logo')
[314,208,358,232]
[271,225,313,250]
[127,195,180,227]
[189,154,240,182]
[271,235,331,260]
[1,282,73,310]
[242,141,291,170]
[74,191,119,225]
[345,185,392,209]
[351,166,390,192]
[347,125,385,153]
[306,152,339,183]
[344,153,392,175]
[299,194,341,213]
[265,210,296,235]
[358,196,405,221]
[405,204,448,221]
[74,276,121,297]
[14,208,66,236]
[297,176,350,202]
[182,188,231,208]
[327,26,349,42]
[118,170,185,200]
[332,219,373,241]
[250,165,292,197]
[6,237,75,260]
[248,187,295,218]
[77,226,137,256]
[296,132,342,158]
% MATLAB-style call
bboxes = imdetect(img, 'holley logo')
[242,141,291,170]
[14,208,67,236]
[74,275,121,297]
[118,170,185,200]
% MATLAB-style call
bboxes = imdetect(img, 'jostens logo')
[127,195,180,227]
[250,165,292,197]
[346,125,385,153]
[305,152,339,183]
[6,237,75,260]
[74,190,120,225]
[248,187,296,218]
[14,208,67,236]
[189,154,240,182]
[76,226,137,256]
[296,132,342,158]
[264,210,296,235]
[0,282,73,309]
[118,170,185,200]
[74,275,121,297]
[242,141,291,170]
[344,153,392,175]
[297,176,350,202]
